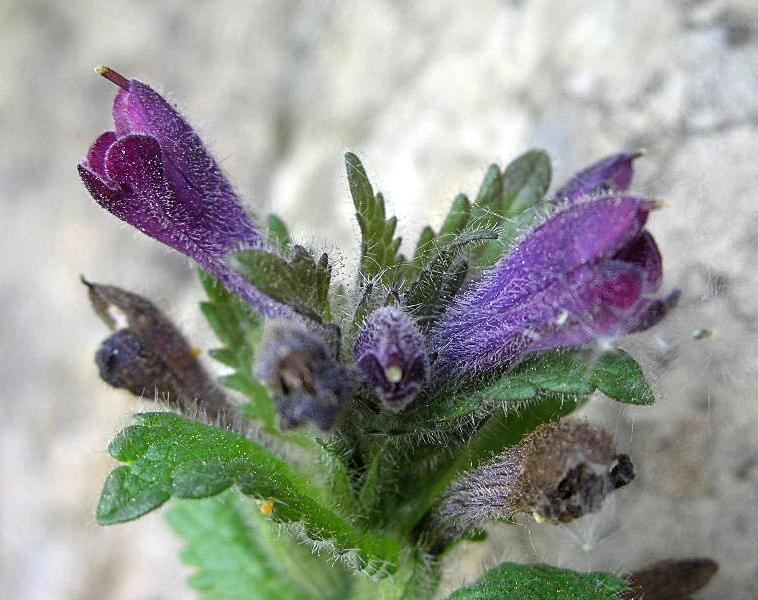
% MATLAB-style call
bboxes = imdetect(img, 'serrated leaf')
[207,347,239,368]
[231,247,332,323]
[470,151,552,268]
[438,348,654,424]
[97,412,401,574]
[405,229,497,327]
[446,562,628,600]
[345,152,403,285]
[198,270,274,428]
[472,164,504,230]
[501,149,552,215]
[169,491,351,600]
[439,194,471,239]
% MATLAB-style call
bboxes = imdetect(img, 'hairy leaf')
[370,349,652,438]
[405,229,497,327]
[446,563,628,600]
[97,412,401,574]
[501,149,552,216]
[471,164,504,230]
[439,194,471,240]
[443,348,654,422]
[231,246,332,322]
[265,213,291,251]
[345,152,403,286]
[199,270,275,429]
[169,491,350,600]
[470,151,552,267]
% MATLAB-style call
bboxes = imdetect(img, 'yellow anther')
[260,499,275,515]
[385,365,403,383]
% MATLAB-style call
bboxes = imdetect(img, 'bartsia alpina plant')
[78,67,717,599]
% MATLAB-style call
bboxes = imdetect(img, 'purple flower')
[552,152,642,204]
[354,306,429,411]
[78,67,285,318]
[431,196,678,379]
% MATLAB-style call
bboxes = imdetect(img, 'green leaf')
[198,270,275,429]
[446,563,628,600]
[469,151,552,267]
[169,491,351,600]
[411,226,436,266]
[345,152,403,286]
[97,412,401,574]
[501,149,552,216]
[471,164,504,230]
[436,348,654,425]
[266,214,291,251]
[374,349,648,440]
[591,350,655,405]
[439,194,471,240]
[231,246,332,322]
[404,229,497,327]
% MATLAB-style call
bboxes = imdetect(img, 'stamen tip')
[95,65,131,91]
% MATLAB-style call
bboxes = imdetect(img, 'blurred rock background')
[1,0,757,598]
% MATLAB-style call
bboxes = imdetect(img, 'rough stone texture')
[1,1,756,598]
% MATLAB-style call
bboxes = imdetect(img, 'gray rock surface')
[1,1,756,598]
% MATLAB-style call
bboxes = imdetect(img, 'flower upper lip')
[78,70,288,318]
[431,196,678,380]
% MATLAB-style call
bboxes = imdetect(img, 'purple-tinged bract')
[78,71,285,318]
[354,306,429,411]
[431,196,678,380]
[552,152,641,204]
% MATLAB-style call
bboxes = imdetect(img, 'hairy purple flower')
[432,196,678,379]
[85,279,231,421]
[256,320,355,430]
[78,67,284,318]
[426,419,633,549]
[552,151,642,204]
[354,306,429,411]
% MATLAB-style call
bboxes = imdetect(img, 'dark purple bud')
[432,197,677,379]
[78,67,286,318]
[427,419,633,549]
[85,279,231,421]
[96,328,176,396]
[552,152,642,204]
[256,320,355,430]
[354,306,429,411]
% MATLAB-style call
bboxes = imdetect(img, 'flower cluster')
[80,68,697,599]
